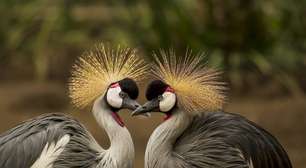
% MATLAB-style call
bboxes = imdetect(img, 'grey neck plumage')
[145,109,192,168]
[92,96,134,168]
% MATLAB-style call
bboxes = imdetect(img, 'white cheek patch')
[159,92,176,112]
[106,87,123,108]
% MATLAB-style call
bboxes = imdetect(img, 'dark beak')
[122,97,140,110]
[131,106,147,116]
[122,98,150,117]
[131,99,159,116]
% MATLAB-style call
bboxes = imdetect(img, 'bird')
[0,43,149,168]
[132,49,292,168]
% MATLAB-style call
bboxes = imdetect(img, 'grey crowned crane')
[0,44,149,168]
[132,50,292,168]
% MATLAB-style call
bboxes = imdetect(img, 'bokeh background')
[0,0,305,167]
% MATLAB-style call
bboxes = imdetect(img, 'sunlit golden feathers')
[68,43,149,108]
[152,49,226,113]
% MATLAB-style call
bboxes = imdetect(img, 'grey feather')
[173,112,292,168]
[0,113,101,168]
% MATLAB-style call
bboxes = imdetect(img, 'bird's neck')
[145,109,192,168]
[92,97,134,168]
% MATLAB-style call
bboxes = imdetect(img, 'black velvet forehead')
[146,80,169,100]
[118,78,139,99]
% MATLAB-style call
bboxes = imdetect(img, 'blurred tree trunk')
[33,1,61,81]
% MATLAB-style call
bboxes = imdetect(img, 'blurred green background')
[1,0,306,91]
[0,0,305,167]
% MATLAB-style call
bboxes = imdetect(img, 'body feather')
[0,113,101,168]
[172,112,292,168]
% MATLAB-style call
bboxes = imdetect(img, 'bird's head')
[132,49,226,120]
[105,78,140,111]
[132,80,176,119]
[99,78,140,127]
[68,43,149,126]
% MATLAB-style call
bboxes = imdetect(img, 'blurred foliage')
[0,0,305,94]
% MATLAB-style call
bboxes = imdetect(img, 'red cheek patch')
[165,87,175,93]
[110,83,120,88]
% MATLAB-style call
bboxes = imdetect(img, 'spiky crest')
[152,49,226,113]
[68,43,149,108]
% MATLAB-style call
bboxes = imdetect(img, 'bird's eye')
[119,92,127,98]
[158,95,163,101]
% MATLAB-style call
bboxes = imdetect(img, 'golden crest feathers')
[68,43,149,108]
[152,49,226,113]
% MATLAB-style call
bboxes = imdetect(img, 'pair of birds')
[0,43,292,168]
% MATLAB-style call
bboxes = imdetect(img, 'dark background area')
[0,0,305,167]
